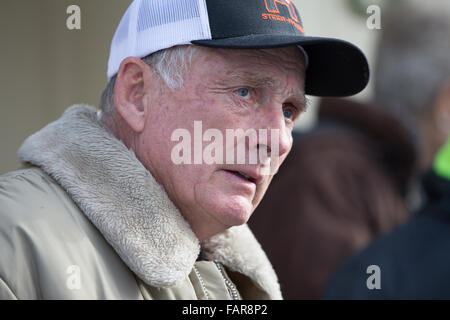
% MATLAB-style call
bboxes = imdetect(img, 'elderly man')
[0,0,368,299]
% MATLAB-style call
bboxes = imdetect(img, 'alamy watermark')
[366,264,381,290]
[66,5,81,30]
[66,265,81,290]
[170,121,281,176]
[366,5,381,30]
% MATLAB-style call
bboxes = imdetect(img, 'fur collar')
[18,105,281,299]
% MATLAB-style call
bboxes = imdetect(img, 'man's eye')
[235,88,250,98]
[283,109,293,119]
[283,104,297,120]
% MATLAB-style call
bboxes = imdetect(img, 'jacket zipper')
[192,261,240,300]
[215,261,240,300]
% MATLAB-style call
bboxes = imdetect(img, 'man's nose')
[256,108,292,158]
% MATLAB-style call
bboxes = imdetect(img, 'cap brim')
[192,35,369,97]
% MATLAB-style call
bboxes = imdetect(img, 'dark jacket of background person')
[249,98,417,299]
[323,146,450,299]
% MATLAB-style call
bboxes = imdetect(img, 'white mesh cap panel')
[107,0,212,79]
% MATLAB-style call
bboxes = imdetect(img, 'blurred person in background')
[324,137,450,299]
[249,98,416,299]
[323,0,450,299]
[374,0,450,171]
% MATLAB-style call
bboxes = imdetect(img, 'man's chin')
[216,195,254,227]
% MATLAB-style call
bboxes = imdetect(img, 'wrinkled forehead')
[196,46,307,86]
[215,46,306,70]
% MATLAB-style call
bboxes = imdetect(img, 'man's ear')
[433,78,450,139]
[113,57,152,133]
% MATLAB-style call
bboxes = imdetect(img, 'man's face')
[135,46,306,241]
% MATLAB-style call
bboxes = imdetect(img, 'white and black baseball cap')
[107,0,369,97]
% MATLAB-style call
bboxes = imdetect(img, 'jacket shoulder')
[0,166,73,225]
[0,166,142,299]
[0,167,78,299]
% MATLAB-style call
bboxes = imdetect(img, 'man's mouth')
[224,170,257,184]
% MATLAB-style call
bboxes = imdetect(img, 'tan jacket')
[0,105,281,300]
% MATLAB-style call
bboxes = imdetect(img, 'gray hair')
[99,45,198,120]
[373,0,450,133]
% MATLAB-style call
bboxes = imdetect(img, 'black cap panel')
[205,0,305,38]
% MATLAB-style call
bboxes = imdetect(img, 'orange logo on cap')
[262,0,304,34]
[264,0,299,23]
